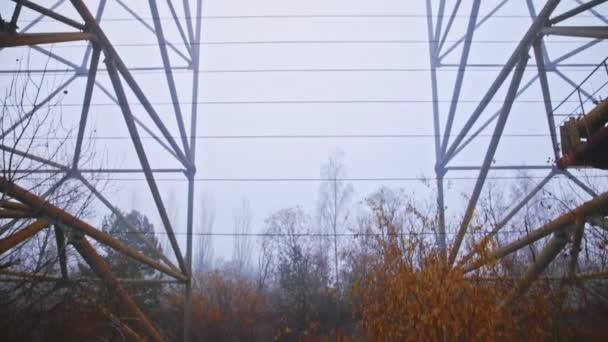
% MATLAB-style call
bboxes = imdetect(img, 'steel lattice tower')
[428,0,608,301]
[1,1,201,340]
[0,0,607,340]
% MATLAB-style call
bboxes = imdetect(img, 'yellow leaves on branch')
[350,237,556,341]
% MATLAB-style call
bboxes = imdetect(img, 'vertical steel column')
[426,0,447,254]
[568,219,585,277]
[183,175,195,342]
[183,1,203,340]
[53,225,68,278]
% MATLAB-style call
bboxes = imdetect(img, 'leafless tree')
[232,197,253,276]
[0,51,102,337]
[316,151,354,336]
[195,192,215,273]
[262,206,332,335]
[256,233,273,291]
[1,52,98,274]
[317,151,353,296]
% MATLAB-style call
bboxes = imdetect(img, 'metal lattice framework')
[0,0,607,340]
[428,0,608,303]
[1,0,201,340]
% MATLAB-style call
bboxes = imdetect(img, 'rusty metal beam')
[464,191,608,273]
[0,32,93,48]
[0,200,31,211]
[0,177,187,281]
[577,271,608,280]
[575,100,608,136]
[501,230,570,307]
[0,268,60,281]
[0,209,34,219]
[0,219,48,256]
[88,298,145,342]
[559,125,608,169]
[0,268,181,284]
[71,234,165,342]
[76,174,180,273]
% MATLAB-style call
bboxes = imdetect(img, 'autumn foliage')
[3,186,608,340]
[188,270,268,340]
[350,232,558,341]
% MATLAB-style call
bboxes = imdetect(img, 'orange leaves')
[350,233,556,341]
[183,271,269,340]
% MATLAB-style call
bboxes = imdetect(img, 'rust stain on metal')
[0,177,187,281]
[0,32,93,48]
[0,219,48,255]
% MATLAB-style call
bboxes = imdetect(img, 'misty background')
[1,0,607,268]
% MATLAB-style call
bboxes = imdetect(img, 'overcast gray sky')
[2,0,607,264]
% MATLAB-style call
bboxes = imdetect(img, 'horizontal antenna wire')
[15,13,601,23]
[9,133,568,140]
[1,100,590,107]
[26,40,605,48]
[15,175,608,182]
[0,67,597,75]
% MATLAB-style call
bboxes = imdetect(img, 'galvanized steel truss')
[0,0,201,340]
[427,0,608,303]
[1,0,608,339]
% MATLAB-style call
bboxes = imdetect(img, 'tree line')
[2,153,608,341]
